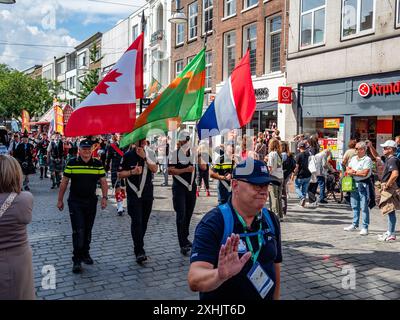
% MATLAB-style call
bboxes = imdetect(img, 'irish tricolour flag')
[65,33,144,137]
[197,49,256,140]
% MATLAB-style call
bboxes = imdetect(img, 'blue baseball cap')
[233,159,281,186]
[79,139,93,149]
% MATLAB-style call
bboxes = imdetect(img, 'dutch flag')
[197,50,256,140]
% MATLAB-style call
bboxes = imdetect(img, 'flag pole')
[140,10,146,114]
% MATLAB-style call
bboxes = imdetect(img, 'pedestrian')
[188,159,282,300]
[0,154,35,299]
[37,132,50,180]
[344,141,373,235]
[8,133,20,157]
[106,134,126,215]
[66,137,78,163]
[281,141,296,216]
[210,141,239,205]
[267,138,284,221]
[47,132,64,189]
[377,140,399,242]
[158,137,170,186]
[168,132,197,256]
[57,139,108,273]
[196,143,211,197]
[117,138,158,264]
[341,139,357,171]
[13,131,35,191]
[292,141,312,207]
[395,136,400,159]
[255,137,267,161]
[313,149,332,204]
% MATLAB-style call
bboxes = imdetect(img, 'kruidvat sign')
[358,82,400,98]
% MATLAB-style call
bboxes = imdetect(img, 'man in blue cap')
[188,158,282,300]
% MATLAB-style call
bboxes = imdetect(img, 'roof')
[75,32,102,51]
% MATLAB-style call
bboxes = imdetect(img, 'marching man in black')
[37,132,50,179]
[168,131,197,256]
[118,138,158,264]
[14,131,35,191]
[47,132,64,189]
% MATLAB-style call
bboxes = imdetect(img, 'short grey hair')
[356,141,367,150]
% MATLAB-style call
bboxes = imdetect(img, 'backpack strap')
[218,203,234,246]
[261,208,275,236]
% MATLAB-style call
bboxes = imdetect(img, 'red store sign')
[278,86,293,104]
[358,81,400,97]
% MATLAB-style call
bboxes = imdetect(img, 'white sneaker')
[378,232,396,242]
[344,225,358,231]
[359,228,368,236]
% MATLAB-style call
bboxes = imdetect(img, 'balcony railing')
[150,29,165,46]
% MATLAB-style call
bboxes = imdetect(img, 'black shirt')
[169,147,196,185]
[382,155,400,183]
[118,148,153,200]
[296,151,311,179]
[37,139,49,156]
[64,157,105,198]
[190,199,282,300]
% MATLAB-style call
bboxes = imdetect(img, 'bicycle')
[326,171,343,203]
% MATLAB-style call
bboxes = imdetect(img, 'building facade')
[287,0,400,157]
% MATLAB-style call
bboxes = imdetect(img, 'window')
[203,0,213,34]
[244,0,258,9]
[176,23,184,45]
[56,61,65,76]
[300,0,326,48]
[205,51,212,89]
[175,60,184,76]
[224,0,236,17]
[43,69,52,80]
[187,55,195,64]
[188,2,198,40]
[78,52,87,67]
[266,16,282,73]
[243,23,257,76]
[132,24,139,41]
[223,31,236,80]
[67,76,75,90]
[342,0,375,39]
[397,0,400,28]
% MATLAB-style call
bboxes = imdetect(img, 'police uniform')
[37,138,50,179]
[169,145,197,254]
[63,153,106,265]
[211,154,238,205]
[118,146,154,261]
[48,139,64,188]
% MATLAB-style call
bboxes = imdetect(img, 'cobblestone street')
[29,173,400,300]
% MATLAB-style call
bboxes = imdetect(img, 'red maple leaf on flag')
[94,69,123,95]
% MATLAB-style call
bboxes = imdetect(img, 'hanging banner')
[54,105,64,135]
[21,109,30,132]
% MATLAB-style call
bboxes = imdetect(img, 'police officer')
[57,139,108,273]
[118,138,158,264]
[106,134,126,215]
[47,132,64,189]
[168,132,197,256]
[37,132,50,179]
[188,159,282,300]
[210,140,240,205]
[14,131,35,191]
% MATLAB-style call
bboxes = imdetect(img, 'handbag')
[341,175,356,192]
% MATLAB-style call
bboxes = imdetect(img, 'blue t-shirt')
[190,200,282,300]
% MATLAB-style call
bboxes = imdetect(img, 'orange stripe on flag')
[186,70,205,93]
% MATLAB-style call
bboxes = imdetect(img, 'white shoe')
[344,225,358,231]
[378,232,396,242]
[359,228,368,236]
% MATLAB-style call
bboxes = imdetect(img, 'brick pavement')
[27,172,400,300]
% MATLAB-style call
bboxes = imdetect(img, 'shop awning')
[256,101,277,112]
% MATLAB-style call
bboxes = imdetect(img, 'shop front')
[298,71,400,164]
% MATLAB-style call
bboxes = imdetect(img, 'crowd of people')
[0,125,399,300]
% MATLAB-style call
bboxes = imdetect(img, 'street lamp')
[0,0,16,4]
[168,1,187,24]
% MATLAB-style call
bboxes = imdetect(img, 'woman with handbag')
[344,142,373,236]
[0,155,35,299]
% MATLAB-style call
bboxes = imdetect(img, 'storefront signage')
[278,86,292,104]
[358,81,400,98]
[255,88,269,101]
[323,118,341,129]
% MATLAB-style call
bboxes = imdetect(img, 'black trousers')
[172,182,197,248]
[68,196,98,263]
[197,170,209,189]
[127,193,153,256]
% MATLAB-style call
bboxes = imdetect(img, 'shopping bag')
[341,176,356,192]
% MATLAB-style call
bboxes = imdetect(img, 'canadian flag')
[65,33,144,137]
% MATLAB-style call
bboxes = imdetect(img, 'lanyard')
[234,209,264,264]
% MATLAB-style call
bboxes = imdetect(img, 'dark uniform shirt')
[118,149,153,200]
[169,147,196,185]
[37,139,49,156]
[382,156,400,182]
[190,199,282,300]
[64,157,106,199]
[211,154,238,187]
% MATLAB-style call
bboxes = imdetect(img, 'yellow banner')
[21,109,30,132]
[54,105,64,135]
[323,118,341,129]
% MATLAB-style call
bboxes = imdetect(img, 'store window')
[300,0,326,49]
[223,31,236,80]
[342,0,375,39]
[225,0,236,17]
[188,2,198,40]
[266,16,282,73]
[243,23,257,76]
[203,0,213,34]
